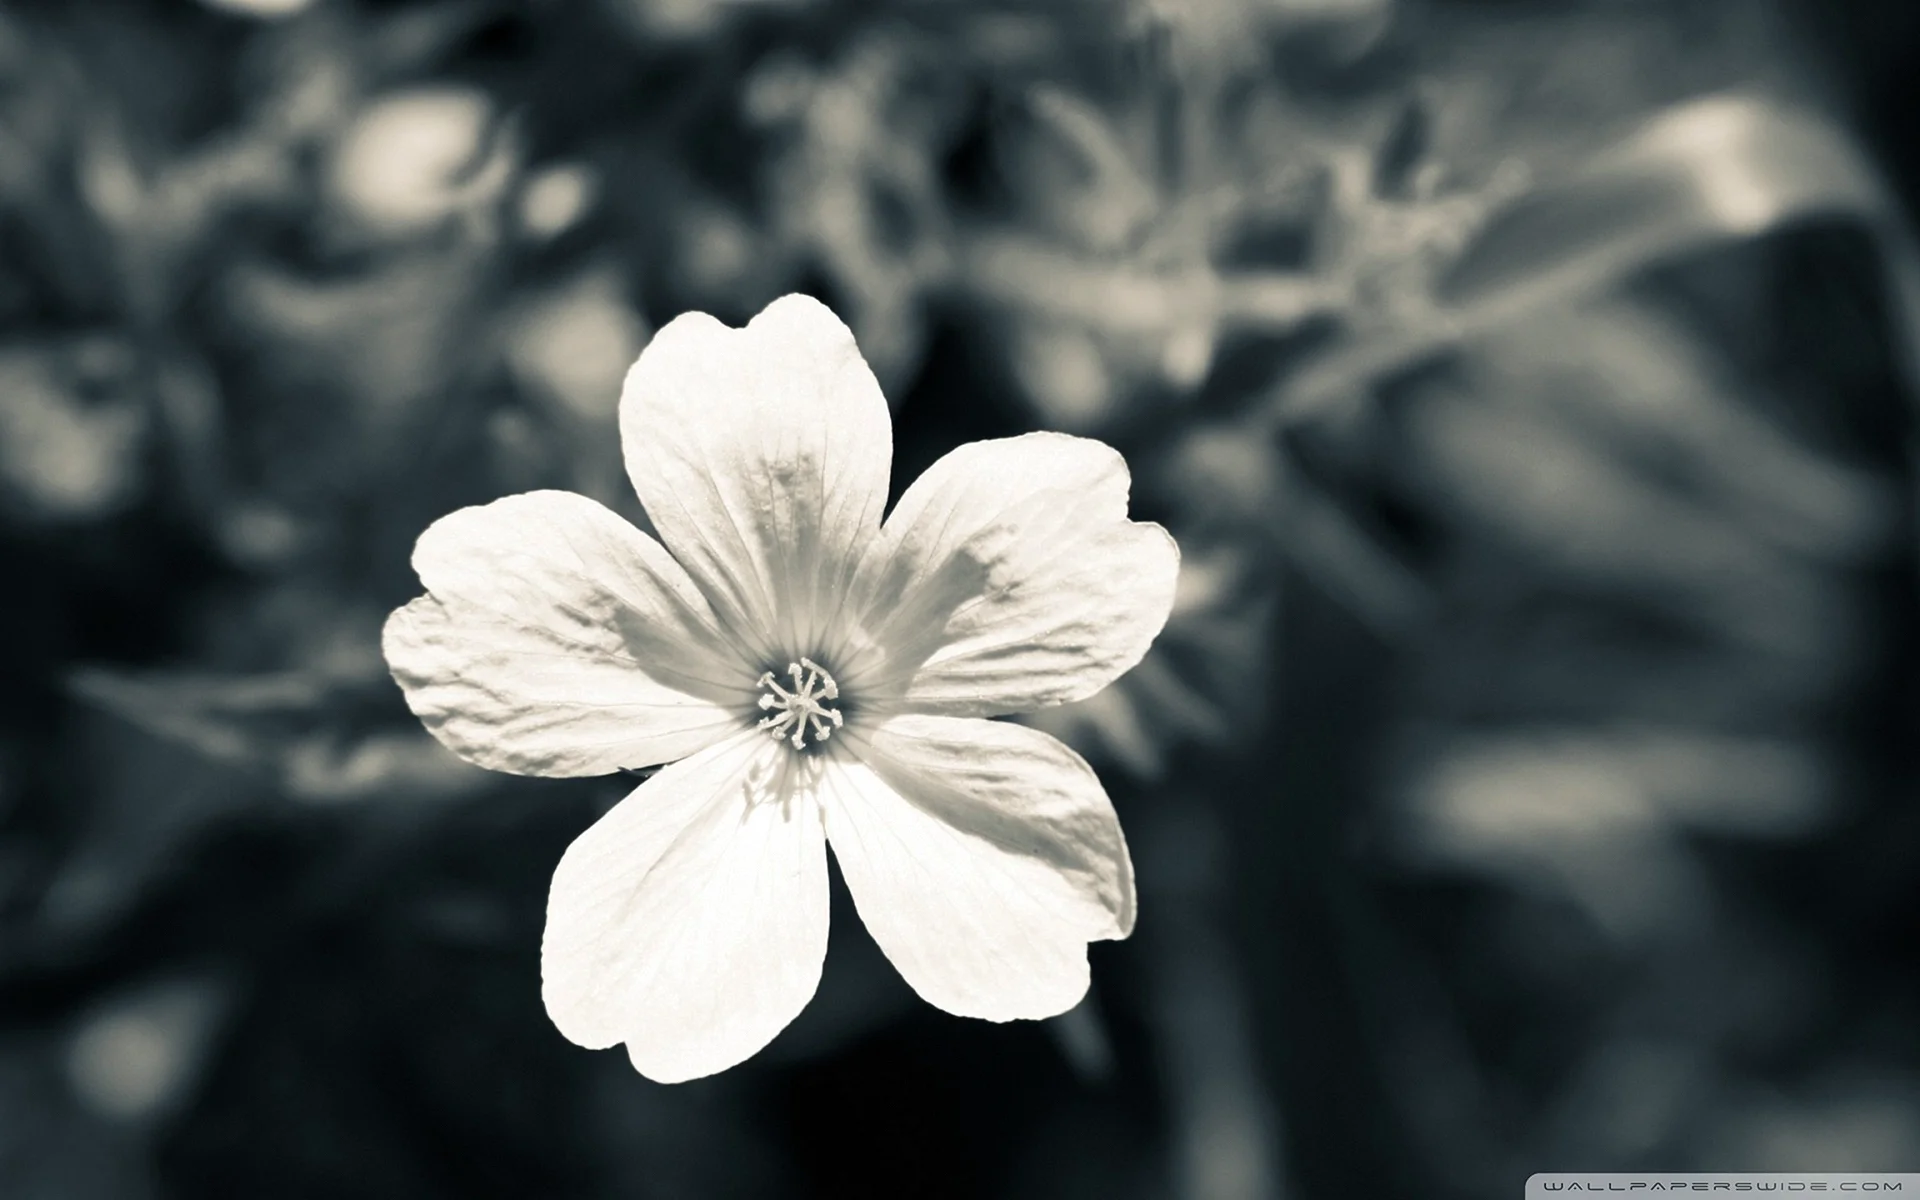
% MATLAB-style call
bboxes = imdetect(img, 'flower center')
[756,657,844,751]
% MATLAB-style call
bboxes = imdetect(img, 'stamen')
[755,657,845,750]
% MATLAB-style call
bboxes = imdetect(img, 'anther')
[755,657,844,750]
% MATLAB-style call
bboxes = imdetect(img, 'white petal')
[384,490,750,777]
[846,432,1178,716]
[619,294,892,662]
[823,714,1134,1021]
[542,731,829,1083]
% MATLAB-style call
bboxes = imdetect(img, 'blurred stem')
[964,234,1344,336]
[1227,572,1439,1200]
[1267,465,1431,640]
[1151,876,1292,1200]
[1263,93,1920,437]
[1215,92,1920,655]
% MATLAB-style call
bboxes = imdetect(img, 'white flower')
[383,294,1179,1082]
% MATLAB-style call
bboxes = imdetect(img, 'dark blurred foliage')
[3,0,1918,1197]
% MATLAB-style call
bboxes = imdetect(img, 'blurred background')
[3,0,1918,1196]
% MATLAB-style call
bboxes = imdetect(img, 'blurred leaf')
[0,339,150,527]
[318,85,518,250]
[68,665,490,806]
[1276,93,1916,428]
[199,0,320,22]
[66,974,230,1126]
[0,1034,153,1200]
[749,28,962,391]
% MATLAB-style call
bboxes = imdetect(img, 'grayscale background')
[2,0,1917,1196]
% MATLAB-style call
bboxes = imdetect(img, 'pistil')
[756,658,844,750]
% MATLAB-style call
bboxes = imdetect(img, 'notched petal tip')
[855,431,1184,718]
[540,734,831,1083]
[948,950,1094,1025]
[1047,515,1181,703]
[825,717,1133,1023]
[620,292,860,400]
[380,594,492,761]
[383,490,746,778]
[380,596,447,711]
[751,291,856,339]
[617,293,893,660]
